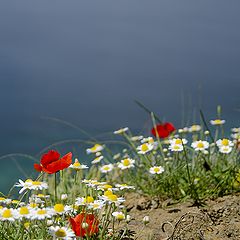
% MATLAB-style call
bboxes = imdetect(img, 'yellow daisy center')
[29,203,38,208]
[55,229,67,237]
[175,139,182,144]
[222,139,229,146]
[37,209,47,215]
[86,196,94,203]
[107,194,118,201]
[116,214,124,220]
[123,159,130,166]
[0,197,6,201]
[154,167,160,173]
[197,142,204,148]
[25,179,33,183]
[213,119,222,124]
[73,162,81,167]
[103,184,112,190]
[37,194,45,198]
[91,144,101,151]
[104,190,113,196]
[191,125,199,131]
[141,144,149,152]
[2,209,12,218]
[54,204,64,213]
[103,166,110,171]
[12,200,20,204]
[32,181,41,186]
[19,207,29,215]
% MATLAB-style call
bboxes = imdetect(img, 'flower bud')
[143,216,150,225]
[61,194,68,201]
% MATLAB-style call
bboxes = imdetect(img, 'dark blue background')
[0,0,239,192]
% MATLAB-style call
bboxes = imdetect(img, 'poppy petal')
[164,122,175,133]
[69,217,81,236]
[151,124,171,138]
[40,150,60,166]
[34,163,42,172]
[45,152,72,174]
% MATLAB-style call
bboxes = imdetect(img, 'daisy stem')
[182,143,200,204]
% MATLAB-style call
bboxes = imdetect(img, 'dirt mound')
[124,193,240,239]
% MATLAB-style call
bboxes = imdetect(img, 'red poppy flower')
[34,150,72,174]
[69,213,99,237]
[151,122,176,138]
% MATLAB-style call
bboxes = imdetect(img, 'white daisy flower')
[191,140,209,151]
[69,158,88,170]
[31,208,52,220]
[50,203,71,215]
[178,128,188,133]
[210,119,225,126]
[15,179,48,194]
[92,156,104,164]
[0,197,12,204]
[130,135,143,141]
[0,208,17,221]
[49,226,75,240]
[82,179,106,188]
[118,158,135,170]
[231,133,240,140]
[219,146,232,154]
[216,139,234,148]
[169,138,187,145]
[96,184,113,191]
[188,125,201,132]
[88,200,105,210]
[112,211,125,221]
[100,164,114,173]
[114,127,129,135]
[15,206,32,219]
[101,193,125,205]
[137,143,154,154]
[75,196,94,206]
[115,184,135,190]
[232,127,240,133]
[169,144,184,152]
[149,166,164,175]
[86,144,104,154]
[28,202,39,209]
[141,137,154,144]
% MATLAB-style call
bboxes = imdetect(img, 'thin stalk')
[54,173,57,202]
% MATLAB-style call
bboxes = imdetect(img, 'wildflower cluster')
[1,107,240,239]
[92,115,240,203]
[0,150,135,239]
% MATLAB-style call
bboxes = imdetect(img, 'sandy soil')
[123,193,240,240]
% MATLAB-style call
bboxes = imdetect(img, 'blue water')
[0,0,240,193]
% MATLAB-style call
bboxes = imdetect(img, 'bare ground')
[123,193,240,240]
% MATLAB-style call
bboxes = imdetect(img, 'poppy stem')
[54,172,57,202]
